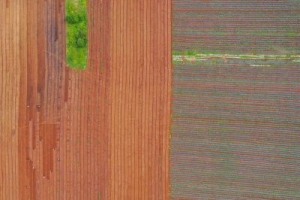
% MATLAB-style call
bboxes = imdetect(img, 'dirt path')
[1,1,171,199]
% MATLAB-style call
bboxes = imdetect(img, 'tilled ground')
[0,1,171,199]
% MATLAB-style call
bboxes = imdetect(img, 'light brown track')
[1,0,171,199]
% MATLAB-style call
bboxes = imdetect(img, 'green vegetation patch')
[66,0,88,69]
[172,51,300,64]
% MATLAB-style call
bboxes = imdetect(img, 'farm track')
[0,1,171,200]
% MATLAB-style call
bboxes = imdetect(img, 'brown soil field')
[0,1,171,199]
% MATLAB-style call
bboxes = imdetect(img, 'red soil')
[1,0,171,199]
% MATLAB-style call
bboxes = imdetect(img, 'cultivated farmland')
[0,1,171,199]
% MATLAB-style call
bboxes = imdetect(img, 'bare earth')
[0,1,171,199]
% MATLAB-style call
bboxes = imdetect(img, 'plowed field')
[0,1,171,199]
